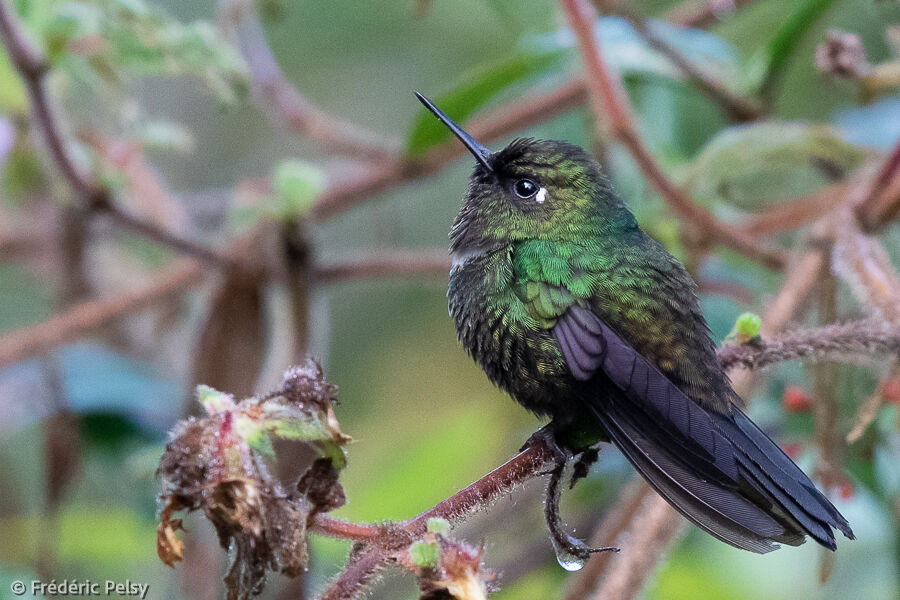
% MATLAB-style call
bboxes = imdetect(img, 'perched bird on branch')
[416,92,853,562]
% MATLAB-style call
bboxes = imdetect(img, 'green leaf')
[409,541,439,569]
[0,50,27,113]
[234,414,275,456]
[685,122,866,212]
[405,46,565,157]
[743,0,839,96]
[405,17,742,158]
[196,385,234,413]
[44,0,249,104]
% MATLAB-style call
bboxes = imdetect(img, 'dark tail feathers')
[592,398,854,553]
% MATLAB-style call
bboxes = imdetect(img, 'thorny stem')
[314,250,450,283]
[317,548,391,600]
[310,516,386,541]
[560,0,785,269]
[716,321,900,371]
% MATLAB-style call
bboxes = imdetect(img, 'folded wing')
[553,305,854,553]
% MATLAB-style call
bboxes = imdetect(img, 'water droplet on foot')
[550,535,586,572]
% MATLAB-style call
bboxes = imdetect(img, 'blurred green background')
[0,0,898,599]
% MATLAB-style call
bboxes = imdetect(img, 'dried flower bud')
[156,359,350,600]
[816,29,871,79]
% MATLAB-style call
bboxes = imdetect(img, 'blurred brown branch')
[740,183,850,236]
[666,0,757,29]
[0,0,239,271]
[560,0,784,269]
[314,249,449,282]
[596,1,762,121]
[855,140,900,233]
[310,77,587,220]
[0,259,203,370]
[588,492,685,600]
[564,480,650,600]
[220,0,399,162]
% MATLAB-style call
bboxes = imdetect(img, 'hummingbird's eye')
[513,179,538,199]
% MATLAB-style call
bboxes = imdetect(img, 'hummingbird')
[415,92,854,557]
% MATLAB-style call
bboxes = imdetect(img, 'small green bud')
[734,312,762,338]
[273,160,324,220]
[426,517,451,536]
[409,541,439,569]
[726,312,763,345]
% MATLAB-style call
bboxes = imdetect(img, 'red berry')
[783,386,813,413]
[781,442,800,459]
[882,378,900,405]
[839,481,855,500]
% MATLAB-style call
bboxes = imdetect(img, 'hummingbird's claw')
[543,447,618,564]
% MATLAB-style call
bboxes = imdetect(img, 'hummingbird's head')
[414,93,636,255]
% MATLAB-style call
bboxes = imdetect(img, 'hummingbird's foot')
[543,446,618,563]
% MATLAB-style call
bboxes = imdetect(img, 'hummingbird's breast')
[448,246,573,417]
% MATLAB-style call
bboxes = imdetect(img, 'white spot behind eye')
[535,187,547,204]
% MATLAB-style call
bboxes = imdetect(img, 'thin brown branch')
[310,516,387,541]
[560,0,784,269]
[666,0,757,29]
[0,1,102,203]
[601,2,762,121]
[564,479,650,600]
[846,363,898,443]
[316,549,391,600]
[855,140,900,233]
[832,211,900,325]
[716,321,900,372]
[0,1,239,271]
[588,493,685,600]
[220,0,398,161]
[740,183,850,236]
[0,259,203,370]
[98,207,238,269]
[314,249,449,283]
[313,436,555,599]
[813,270,845,492]
[310,78,587,220]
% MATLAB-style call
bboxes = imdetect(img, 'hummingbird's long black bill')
[415,92,493,172]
